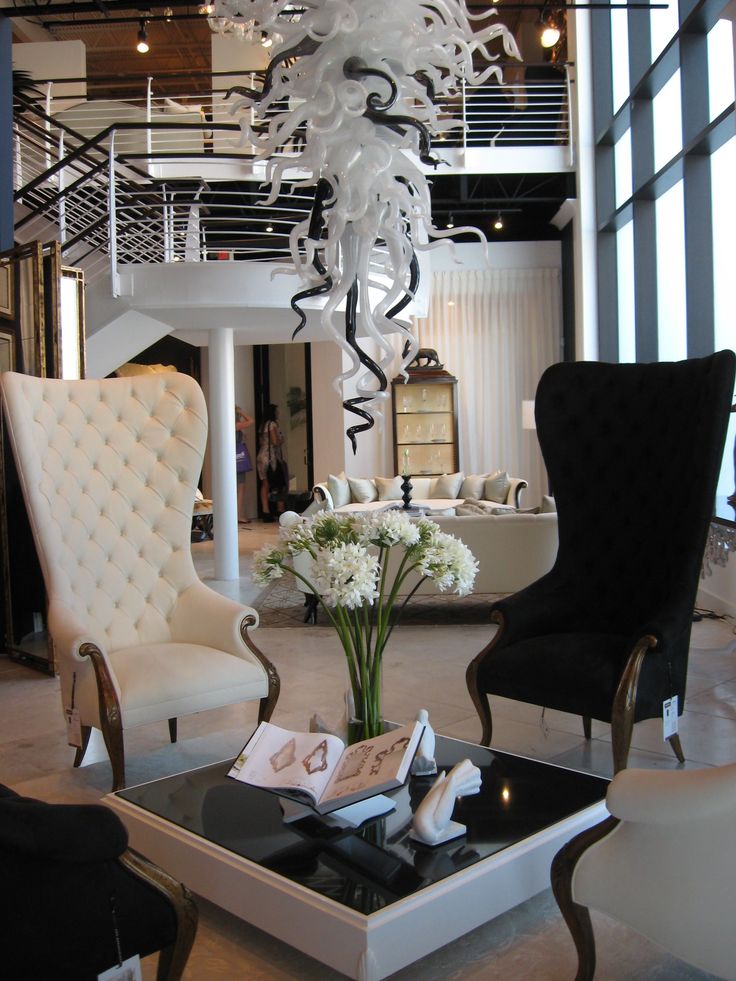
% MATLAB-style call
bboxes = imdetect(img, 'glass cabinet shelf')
[391,368,459,477]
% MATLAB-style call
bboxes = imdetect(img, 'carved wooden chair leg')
[582,716,592,740]
[119,850,198,981]
[551,816,619,981]
[611,634,658,774]
[667,732,685,763]
[241,614,281,723]
[168,718,178,743]
[80,641,126,790]
[465,611,505,747]
[73,725,92,767]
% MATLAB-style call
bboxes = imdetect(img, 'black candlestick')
[401,474,413,510]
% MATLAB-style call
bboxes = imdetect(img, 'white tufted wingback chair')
[552,764,736,980]
[1,371,279,790]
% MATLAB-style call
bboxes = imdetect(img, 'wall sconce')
[136,20,149,54]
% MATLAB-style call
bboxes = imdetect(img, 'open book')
[228,720,424,815]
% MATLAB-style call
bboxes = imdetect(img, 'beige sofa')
[283,509,558,601]
[390,511,558,595]
[313,470,527,515]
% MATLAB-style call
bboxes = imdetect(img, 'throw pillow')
[459,473,488,499]
[431,471,464,499]
[375,476,403,501]
[327,472,351,508]
[541,495,557,513]
[347,477,378,504]
[484,470,511,503]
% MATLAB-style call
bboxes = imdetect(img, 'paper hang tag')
[663,696,678,740]
[65,706,83,748]
[97,954,142,981]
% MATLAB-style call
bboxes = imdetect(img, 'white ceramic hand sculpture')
[411,708,438,776]
[411,758,482,846]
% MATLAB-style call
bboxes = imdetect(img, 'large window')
[592,0,736,364]
[655,182,687,361]
[652,71,682,174]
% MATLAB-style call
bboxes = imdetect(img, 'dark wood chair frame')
[466,610,684,774]
[75,613,280,791]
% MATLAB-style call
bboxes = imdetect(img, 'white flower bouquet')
[253,509,478,741]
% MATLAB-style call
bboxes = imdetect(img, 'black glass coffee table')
[107,732,608,980]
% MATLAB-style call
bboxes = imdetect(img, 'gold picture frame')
[0,261,13,320]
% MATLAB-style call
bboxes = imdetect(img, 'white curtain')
[410,267,561,506]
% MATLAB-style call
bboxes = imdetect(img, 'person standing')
[257,403,287,521]
[235,405,254,525]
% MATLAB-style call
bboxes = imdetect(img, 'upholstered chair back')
[1,372,206,653]
[534,353,734,703]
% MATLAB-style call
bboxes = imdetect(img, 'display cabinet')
[391,357,459,476]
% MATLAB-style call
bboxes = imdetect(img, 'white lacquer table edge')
[106,790,607,981]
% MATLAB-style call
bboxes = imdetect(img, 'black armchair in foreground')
[0,783,198,981]
[466,352,736,773]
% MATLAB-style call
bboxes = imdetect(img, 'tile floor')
[1,522,734,979]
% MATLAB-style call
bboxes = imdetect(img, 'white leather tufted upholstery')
[1,372,277,785]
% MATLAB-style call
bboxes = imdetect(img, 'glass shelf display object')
[392,352,459,476]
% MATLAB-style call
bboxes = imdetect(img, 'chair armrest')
[607,763,736,825]
[47,599,122,706]
[170,581,260,661]
[313,483,334,509]
[0,793,128,862]
[507,477,527,509]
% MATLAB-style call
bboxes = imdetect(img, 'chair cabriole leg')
[240,614,280,723]
[465,610,505,747]
[667,732,685,763]
[610,634,657,773]
[119,849,198,981]
[79,641,126,791]
[551,816,619,981]
[73,724,92,767]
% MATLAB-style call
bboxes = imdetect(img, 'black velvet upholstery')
[471,353,736,744]
[0,784,179,981]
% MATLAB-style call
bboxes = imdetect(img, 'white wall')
[12,40,86,109]
[211,35,269,154]
[310,341,346,480]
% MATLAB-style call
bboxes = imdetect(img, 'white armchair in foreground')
[1,371,280,790]
[552,763,736,980]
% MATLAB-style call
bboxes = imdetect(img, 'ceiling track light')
[539,3,562,48]
[136,18,149,54]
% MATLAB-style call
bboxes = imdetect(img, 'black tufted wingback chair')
[0,783,198,980]
[466,352,736,773]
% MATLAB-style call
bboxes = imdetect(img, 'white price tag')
[663,696,678,740]
[98,954,142,981]
[65,706,83,748]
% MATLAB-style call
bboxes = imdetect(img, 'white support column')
[208,328,239,580]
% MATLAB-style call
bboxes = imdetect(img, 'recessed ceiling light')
[446,214,454,229]
[493,214,504,231]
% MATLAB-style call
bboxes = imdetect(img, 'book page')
[321,722,423,807]
[228,723,346,804]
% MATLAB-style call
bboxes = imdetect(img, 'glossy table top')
[117,734,608,916]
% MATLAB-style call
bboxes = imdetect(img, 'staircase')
[11,69,574,375]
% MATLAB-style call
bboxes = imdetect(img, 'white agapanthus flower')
[356,509,421,548]
[312,541,380,608]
